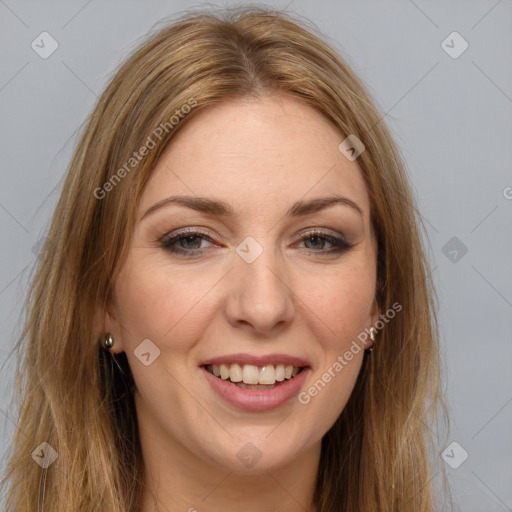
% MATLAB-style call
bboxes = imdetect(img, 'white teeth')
[242,364,260,385]
[230,363,243,383]
[259,365,276,385]
[220,364,229,380]
[207,363,303,385]
[275,364,285,382]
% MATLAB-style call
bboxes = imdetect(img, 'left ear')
[369,299,381,339]
[370,297,380,323]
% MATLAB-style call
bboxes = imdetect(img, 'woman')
[1,6,448,511]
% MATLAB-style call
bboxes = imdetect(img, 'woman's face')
[107,95,379,472]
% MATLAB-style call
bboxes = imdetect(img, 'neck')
[141,462,320,512]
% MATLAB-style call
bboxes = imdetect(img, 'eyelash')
[158,228,354,257]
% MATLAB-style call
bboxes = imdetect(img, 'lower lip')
[201,366,310,412]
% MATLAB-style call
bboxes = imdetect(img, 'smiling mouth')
[204,363,305,390]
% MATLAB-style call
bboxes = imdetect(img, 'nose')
[224,247,295,335]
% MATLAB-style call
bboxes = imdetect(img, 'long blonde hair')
[1,6,448,511]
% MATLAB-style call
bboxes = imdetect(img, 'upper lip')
[200,353,311,368]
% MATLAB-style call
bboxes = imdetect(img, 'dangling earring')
[104,333,115,354]
[365,327,376,355]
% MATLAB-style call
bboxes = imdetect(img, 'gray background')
[1,1,511,510]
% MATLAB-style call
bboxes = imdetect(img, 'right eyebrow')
[141,196,233,221]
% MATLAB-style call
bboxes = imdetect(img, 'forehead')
[140,95,370,218]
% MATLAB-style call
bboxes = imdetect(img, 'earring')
[365,327,376,355]
[104,333,115,354]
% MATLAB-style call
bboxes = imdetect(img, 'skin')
[97,95,380,512]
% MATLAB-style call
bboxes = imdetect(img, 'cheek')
[113,257,219,352]
[294,268,372,437]
[297,261,376,349]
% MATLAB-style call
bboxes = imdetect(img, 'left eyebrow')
[140,194,364,221]
[286,196,363,217]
